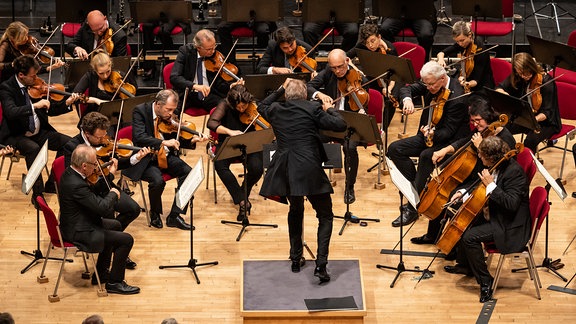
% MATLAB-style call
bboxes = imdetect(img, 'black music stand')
[159,158,218,284]
[243,73,310,100]
[356,49,416,182]
[99,93,156,127]
[376,157,428,288]
[222,0,282,70]
[451,0,503,44]
[527,35,576,74]
[373,0,436,21]
[217,129,278,241]
[63,56,131,90]
[484,87,540,133]
[303,0,363,49]
[322,111,381,235]
[55,0,107,23]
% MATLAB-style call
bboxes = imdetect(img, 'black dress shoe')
[572,192,576,198]
[291,257,306,273]
[444,265,473,276]
[126,257,137,270]
[149,212,163,229]
[236,201,251,221]
[314,266,331,283]
[479,281,494,303]
[411,234,435,245]
[105,281,140,295]
[344,188,356,204]
[91,270,110,285]
[391,209,419,227]
[166,214,192,230]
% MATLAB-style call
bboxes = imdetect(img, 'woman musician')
[256,27,315,75]
[207,85,264,221]
[0,21,64,83]
[496,52,561,153]
[436,21,494,95]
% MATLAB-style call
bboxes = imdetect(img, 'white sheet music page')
[22,140,49,194]
[176,157,205,210]
[385,156,420,209]
[530,151,567,201]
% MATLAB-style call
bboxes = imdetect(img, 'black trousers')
[73,218,133,284]
[287,193,333,267]
[303,22,359,52]
[6,129,71,195]
[217,22,276,64]
[140,154,191,216]
[379,18,436,59]
[460,221,494,286]
[214,152,263,205]
[508,123,558,154]
[114,191,141,231]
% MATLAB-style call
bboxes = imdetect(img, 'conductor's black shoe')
[444,264,473,276]
[91,270,110,286]
[314,266,331,283]
[410,234,434,245]
[344,188,356,204]
[126,257,137,270]
[149,212,163,229]
[166,214,191,230]
[479,280,494,303]
[291,257,306,273]
[105,281,140,295]
[391,208,418,227]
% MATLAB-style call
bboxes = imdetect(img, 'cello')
[435,143,524,254]
[417,114,509,220]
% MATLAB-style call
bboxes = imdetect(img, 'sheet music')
[385,157,419,209]
[531,151,567,201]
[176,157,205,210]
[22,140,49,194]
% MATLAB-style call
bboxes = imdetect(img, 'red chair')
[490,57,512,86]
[322,27,341,49]
[550,67,576,85]
[568,30,576,48]
[516,148,537,185]
[117,126,174,226]
[35,196,107,302]
[393,42,426,79]
[469,0,515,57]
[485,186,549,300]
[396,27,416,40]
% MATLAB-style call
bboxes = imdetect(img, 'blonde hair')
[90,50,113,71]
[1,21,29,46]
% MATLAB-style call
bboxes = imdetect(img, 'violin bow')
[110,49,142,101]
[111,99,125,159]
[289,27,334,73]
[87,19,133,57]
[175,88,190,142]
[208,39,239,89]
[33,24,61,61]
[444,44,498,69]
[519,73,564,100]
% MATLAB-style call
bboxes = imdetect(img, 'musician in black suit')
[170,29,243,113]
[258,78,347,282]
[387,61,469,227]
[65,10,127,60]
[256,27,313,75]
[307,49,368,205]
[0,55,73,203]
[446,136,531,302]
[59,144,139,295]
[122,89,206,230]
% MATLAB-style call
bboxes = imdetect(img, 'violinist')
[124,89,207,230]
[436,21,494,95]
[62,112,148,270]
[207,85,264,220]
[496,52,561,153]
[445,136,530,303]
[66,10,127,60]
[0,55,72,204]
[0,21,64,83]
[410,98,516,246]
[170,29,244,113]
[307,49,368,204]
[387,61,469,227]
[67,51,137,118]
[256,27,314,75]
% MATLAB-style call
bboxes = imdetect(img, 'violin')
[158,117,204,141]
[17,36,57,64]
[96,136,154,159]
[458,43,477,93]
[28,78,88,103]
[86,159,113,185]
[288,46,317,74]
[98,28,115,55]
[435,143,523,254]
[425,87,451,147]
[337,68,369,111]
[102,71,136,99]
[239,102,270,131]
[529,73,543,113]
[204,51,241,82]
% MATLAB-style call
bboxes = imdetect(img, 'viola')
[435,143,523,254]
[458,43,478,93]
[96,136,154,159]
[288,45,317,74]
[158,117,204,141]
[425,87,451,147]
[17,36,57,64]
[204,51,241,82]
[28,78,88,103]
[529,73,543,113]
[417,114,509,220]
[337,68,369,112]
[239,102,270,131]
[102,71,136,99]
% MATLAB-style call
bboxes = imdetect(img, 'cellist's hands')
[432,148,448,164]
[194,84,211,98]
[471,132,483,149]
[478,169,494,186]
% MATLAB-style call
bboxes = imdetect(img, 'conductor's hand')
[162,139,180,151]
[316,92,333,106]
[322,101,334,111]
[402,99,415,115]
[194,84,211,98]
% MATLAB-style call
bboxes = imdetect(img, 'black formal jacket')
[65,21,127,57]
[307,65,368,111]
[73,70,137,116]
[59,166,118,252]
[399,76,470,145]
[441,42,495,92]
[256,39,313,74]
[258,87,347,197]
[0,75,72,137]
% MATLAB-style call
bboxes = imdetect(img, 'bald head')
[327,49,349,78]
[86,10,108,36]
[328,49,346,64]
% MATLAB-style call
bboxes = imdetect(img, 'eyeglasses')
[470,117,484,124]
[85,161,98,167]
[329,63,347,72]
[422,77,442,87]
